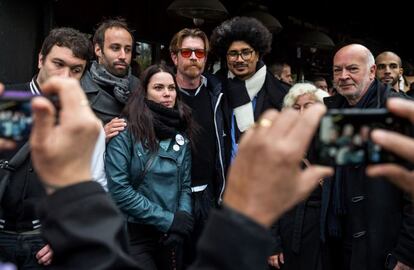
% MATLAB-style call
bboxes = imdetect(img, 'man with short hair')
[81,18,139,140]
[323,44,414,270]
[0,27,93,269]
[270,62,294,85]
[375,51,403,91]
[169,28,226,264]
[313,76,329,91]
[210,16,288,166]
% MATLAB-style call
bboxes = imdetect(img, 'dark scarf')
[89,61,132,104]
[145,99,187,140]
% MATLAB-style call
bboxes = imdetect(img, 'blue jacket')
[105,129,192,233]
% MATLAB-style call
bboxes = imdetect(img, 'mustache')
[233,63,248,68]
[186,62,203,68]
[113,60,127,66]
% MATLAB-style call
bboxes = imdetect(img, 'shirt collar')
[178,75,207,96]
[29,75,42,95]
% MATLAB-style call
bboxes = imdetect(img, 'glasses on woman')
[227,49,254,61]
[178,48,206,59]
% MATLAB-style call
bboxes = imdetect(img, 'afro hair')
[210,16,272,59]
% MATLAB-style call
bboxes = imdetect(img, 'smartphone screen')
[0,90,34,142]
[316,108,412,166]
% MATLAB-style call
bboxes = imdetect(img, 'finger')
[35,244,49,259]
[289,104,326,154]
[366,163,414,194]
[38,250,53,264]
[108,122,127,129]
[280,253,284,264]
[0,83,4,93]
[267,257,273,265]
[31,96,56,150]
[106,131,120,139]
[371,129,414,163]
[240,110,279,146]
[387,98,414,123]
[109,126,126,132]
[41,77,92,119]
[0,139,16,150]
[106,118,126,126]
[299,166,333,198]
[268,108,300,138]
[274,256,280,269]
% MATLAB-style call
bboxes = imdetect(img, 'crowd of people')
[0,16,414,270]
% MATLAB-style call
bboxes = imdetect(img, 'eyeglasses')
[178,48,206,59]
[227,49,254,61]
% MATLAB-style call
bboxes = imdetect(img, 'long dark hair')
[123,64,196,152]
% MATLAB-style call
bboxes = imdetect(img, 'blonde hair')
[283,83,329,108]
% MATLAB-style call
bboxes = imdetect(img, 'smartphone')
[0,90,34,142]
[315,108,412,166]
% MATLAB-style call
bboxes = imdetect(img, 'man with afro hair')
[210,16,288,166]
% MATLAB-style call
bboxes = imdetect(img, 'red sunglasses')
[179,48,206,58]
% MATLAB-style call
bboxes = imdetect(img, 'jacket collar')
[324,79,389,109]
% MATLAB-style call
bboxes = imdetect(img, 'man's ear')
[38,53,44,69]
[369,64,377,80]
[171,52,178,66]
[94,44,102,61]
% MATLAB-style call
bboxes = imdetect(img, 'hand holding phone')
[316,108,412,166]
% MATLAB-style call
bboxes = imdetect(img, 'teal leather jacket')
[105,129,192,233]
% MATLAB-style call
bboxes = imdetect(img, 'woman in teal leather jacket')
[105,64,196,270]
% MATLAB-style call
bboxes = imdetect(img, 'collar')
[29,75,42,95]
[178,75,207,96]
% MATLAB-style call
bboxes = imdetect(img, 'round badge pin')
[173,144,180,151]
[175,134,185,146]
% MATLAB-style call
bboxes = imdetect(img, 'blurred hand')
[36,244,53,266]
[224,105,333,227]
[104,117,127,142]
[168,211,194,237]
[367,98,414,196]
[30,77,101,193]
[268,253,284,269]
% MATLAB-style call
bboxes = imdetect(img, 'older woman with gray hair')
[283,83,329,112]
[269,83,329,269]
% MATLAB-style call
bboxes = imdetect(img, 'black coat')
[40,181,275,270]
[0,81,46,232]
[321,80,414,269]
[271,145,324,270]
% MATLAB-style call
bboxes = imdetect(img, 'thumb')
[30,96,56,149]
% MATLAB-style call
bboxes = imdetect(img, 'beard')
[179,61,204,79]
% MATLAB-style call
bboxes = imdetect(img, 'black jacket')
[322,80,414,269]
[0,81,46,231]
[40,181,274,270]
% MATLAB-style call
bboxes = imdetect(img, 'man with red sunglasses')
[169,28,226,266]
